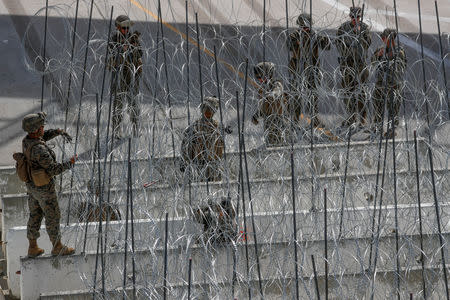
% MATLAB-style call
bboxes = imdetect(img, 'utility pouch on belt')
[30,169,51,186]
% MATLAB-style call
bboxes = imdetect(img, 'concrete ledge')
[10,202,450,299]
[20,230,449,300]
[6,218,202,298]
[2,168,448,242]
[38,265,450,299]
[0,138,427,195]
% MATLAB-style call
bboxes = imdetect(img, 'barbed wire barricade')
[18,0,449,298]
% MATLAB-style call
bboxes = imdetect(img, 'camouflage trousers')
[26,180,61,243]
[372,82,402,130]
[340,64,369,125]
[112,75,141,136]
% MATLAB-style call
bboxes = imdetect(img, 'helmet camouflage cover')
[22,112,47,133]
[201,96,219,114]
[296,13,311,27]
[115,15,134,27]
[254,62,275,80]
[349,6,362,18]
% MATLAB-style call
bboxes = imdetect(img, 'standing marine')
[335,6,372,128]
[252,62,291,146]
[180,97,231,182]
[109,15,143,138]
[371,28,407,137]
[19,112,77,257]
[287,13,331,127]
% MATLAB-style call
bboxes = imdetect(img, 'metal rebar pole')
[236,89,252,300]
[242,89,264,300]
[122,138,132,300]
[67,0,95,225]
[188,257,192,299]
[434,1,449,119]
[40,0,48,111]
[338,128,352,239]
[195,13,204,104]
[413,130,427,299]
[93,93,104,298]
[163,212,169,300]
[290,137,299,300]
[213,46,231,190]
[230,91,240,299]
[99,7,114,110]
[150,18,160,160]
[392,0,411,172]
[390,85,401,300]
[368,109,387,272]
[426,139,449,299]
[185,0,192,207]
[93,7,114,291]
[59,0,80,194]
[324,188,328,300]
[158,1,176,162]
[311,254,321,300]
[370,117,394,300]
[263,0,266,63]
[417,2,449,296]
[129,142,136,300]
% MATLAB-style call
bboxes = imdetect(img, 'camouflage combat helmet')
[115,15,134,27]
[381,28,397,39]
[201,96,219,114]
[296,13,311,28]
[22,112,46,133]
[254,62,275,80]
[349,6,362,18]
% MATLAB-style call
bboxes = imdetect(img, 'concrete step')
[8,202,450,298]
[2,167,448,242]
[37,264,450,300]
[0,138,430,195]
[20,230,450,300]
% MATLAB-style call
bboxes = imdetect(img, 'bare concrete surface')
[0,1,42,166]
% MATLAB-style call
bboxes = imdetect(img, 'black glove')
[179,161,186,173]
[224,125,233,134]
[252,114,259,125]
[58,129,73,142]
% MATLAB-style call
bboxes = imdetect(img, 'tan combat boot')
[51,240,75,256]
[28,239,44,258]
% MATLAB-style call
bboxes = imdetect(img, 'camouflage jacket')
[336,20,371,66]
[108,30,143,77]
[181,117,224,164]
[371,46,407,85]
[287,29,331,68]
[22,129,72,186]
[254,80,289,119]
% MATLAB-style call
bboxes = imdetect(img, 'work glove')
[224,125,233,134]
[252,114,259,125]
[58,129,73,142]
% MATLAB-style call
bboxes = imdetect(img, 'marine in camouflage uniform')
[371,28,407,136]
[336,6,372,127]
[194,197,237,245]
[287,14,331,127]
[180,97,231,182]
[109,15,143,138]
[252,62,291,146]
[22,112,76,257]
